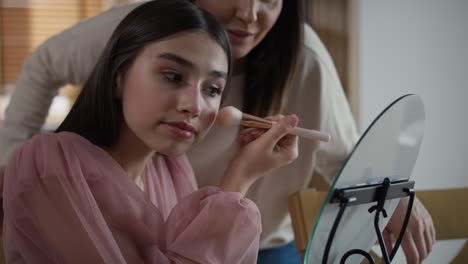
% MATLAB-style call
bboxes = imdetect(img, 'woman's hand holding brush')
[220,114,300,195]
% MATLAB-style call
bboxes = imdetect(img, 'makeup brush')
[217,106,331,142]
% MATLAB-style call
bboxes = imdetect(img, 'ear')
[115,73,123,98]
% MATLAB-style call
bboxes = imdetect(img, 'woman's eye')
[162,71,183,83]
[204,85,222,97]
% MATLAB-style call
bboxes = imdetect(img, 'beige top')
[0,3,359,249]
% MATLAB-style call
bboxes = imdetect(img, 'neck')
[105,126,155,181]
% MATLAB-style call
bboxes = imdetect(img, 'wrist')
[219,172,253,196]
[219,162,255,195]
[218,179,250,195]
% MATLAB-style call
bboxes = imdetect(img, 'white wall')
[356,0,468,189]
[355,0,468,262]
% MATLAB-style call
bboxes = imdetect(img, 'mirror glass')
[305,94,426,263]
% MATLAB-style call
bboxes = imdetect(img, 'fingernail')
[286,115,298,127]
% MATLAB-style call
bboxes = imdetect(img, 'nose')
[177,84,202,118]
[235,0,257,24]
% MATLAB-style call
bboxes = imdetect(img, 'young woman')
[2,1,300,263]
[0,0,435,263]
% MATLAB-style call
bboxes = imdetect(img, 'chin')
[232,48,251,59]
[155,144,191,157]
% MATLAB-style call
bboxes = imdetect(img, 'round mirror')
[305,94,426,263]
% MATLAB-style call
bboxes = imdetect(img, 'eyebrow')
[157,52,227,79]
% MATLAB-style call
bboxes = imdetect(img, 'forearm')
[0,52,61,166]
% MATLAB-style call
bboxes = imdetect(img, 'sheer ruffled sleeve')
[3,133,261,263]
[164,187,261,263]
[3,134,130,263]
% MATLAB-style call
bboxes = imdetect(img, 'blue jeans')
[257,240,302,264]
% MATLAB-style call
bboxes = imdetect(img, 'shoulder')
[300,24,338,73]
[3,132,90,200]
[16,132,84,155]
[14,132,66,158]
[7,132,90,175]
[303,24,326,52]
[289,24,343,93]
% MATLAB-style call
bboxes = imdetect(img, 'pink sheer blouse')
[3,132,261,263]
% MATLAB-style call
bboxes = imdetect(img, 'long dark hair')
[244,0,305,117]
[56,0,232,147]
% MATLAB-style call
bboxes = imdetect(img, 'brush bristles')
[217,106,243,127]
[217,106,272,128]
[239,113,272,128]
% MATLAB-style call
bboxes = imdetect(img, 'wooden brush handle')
[240,113,331,142]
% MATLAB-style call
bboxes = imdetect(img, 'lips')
[227,29,253,45]
[163,121,196,140]
[228,29,252,37]
[166,121,196,132]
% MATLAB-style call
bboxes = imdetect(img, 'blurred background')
[0,0,467,263]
